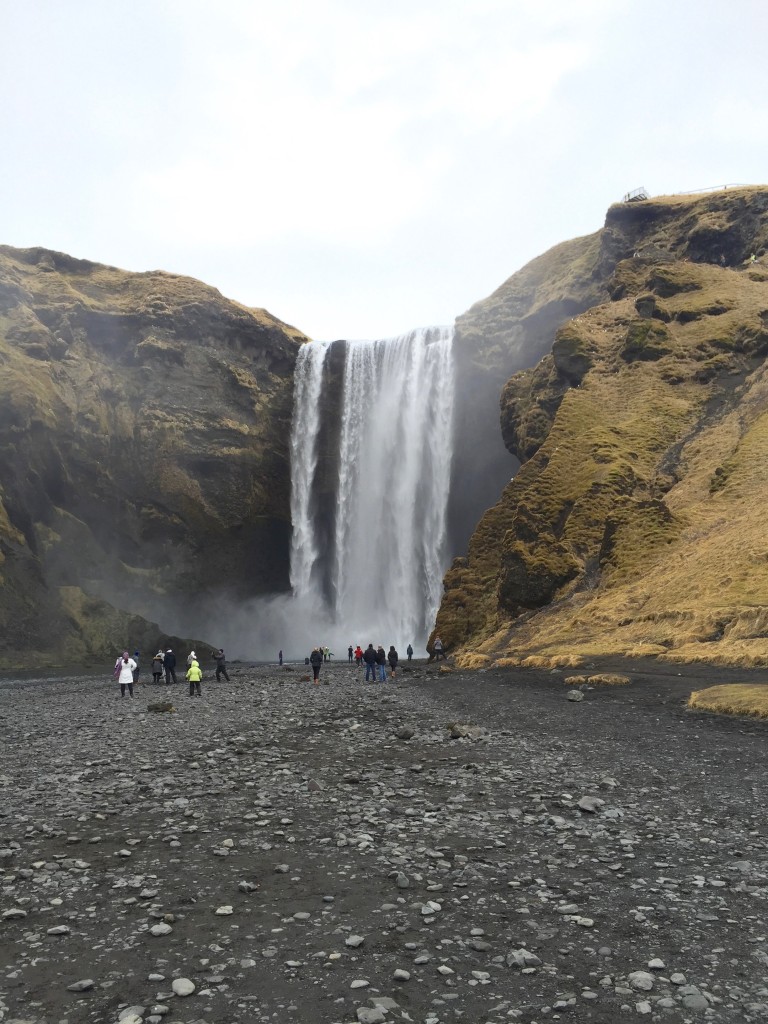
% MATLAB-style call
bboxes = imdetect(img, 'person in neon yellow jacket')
[186,658,203,697]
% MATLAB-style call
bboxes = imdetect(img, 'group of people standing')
[307,641,416,684]
[113,646,230,698]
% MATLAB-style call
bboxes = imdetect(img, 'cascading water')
[289,339,330,599]
[289,326,455,651]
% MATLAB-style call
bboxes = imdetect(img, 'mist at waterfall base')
[200,327,456,662]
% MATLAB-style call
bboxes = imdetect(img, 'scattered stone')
[357,1008,386,1024]
[0,661,764,1023]
[171,978,195,997]
[66,979,95,992]
[577,795,605,813]
[628,971,655,992]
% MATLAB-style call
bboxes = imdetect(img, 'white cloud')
[2,0,767,338]
[121,0,602,248]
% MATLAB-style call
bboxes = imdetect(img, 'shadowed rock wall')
[0,246,307,667]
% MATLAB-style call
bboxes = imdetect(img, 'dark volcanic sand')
[1,659,767,1024]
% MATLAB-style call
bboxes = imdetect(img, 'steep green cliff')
[0,246,306,668]
[438,187,768,668]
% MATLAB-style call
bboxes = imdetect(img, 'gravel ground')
[1,658,767,1024]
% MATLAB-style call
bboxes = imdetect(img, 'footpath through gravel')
[1,659,767,1024]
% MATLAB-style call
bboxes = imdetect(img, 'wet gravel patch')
[1,659,767,1023]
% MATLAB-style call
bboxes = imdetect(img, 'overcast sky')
[2,0,767,340]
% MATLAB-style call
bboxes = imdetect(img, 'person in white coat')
[114,651,137,697]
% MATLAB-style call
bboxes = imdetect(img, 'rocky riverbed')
[1,659,768,1024]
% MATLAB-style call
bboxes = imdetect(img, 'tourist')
[214,648,230,682]
[279,649,283,666]
[163,648,178,685]
[363,643,377,682]
[347,645,354,663]
[115,650,137,698]
[376,645,387,682]
[151,650,164,685]
[354,645,363,667]
[406,643,413,661]
[433,636,446,661]
[187,649,197,667]
[132,649,141,687]
[387,645,399,678]
[309,646,323,684]
[186,655,203,697]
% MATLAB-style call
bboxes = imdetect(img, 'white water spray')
[289,340,330,597]
[289,327,455,652]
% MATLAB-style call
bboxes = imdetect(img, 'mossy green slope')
[437,187,768,667]
[0,246,307,668]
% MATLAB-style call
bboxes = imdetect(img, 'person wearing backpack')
[151,650,164,685]
[375,645,387,682]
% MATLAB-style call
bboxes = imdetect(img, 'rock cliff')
[437,186,768,667]
[0,246,306,668]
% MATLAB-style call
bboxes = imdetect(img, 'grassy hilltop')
[437,186,768,669]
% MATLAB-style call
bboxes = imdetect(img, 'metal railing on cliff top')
[623,183,752,202]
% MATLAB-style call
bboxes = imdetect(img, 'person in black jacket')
[406,643,413,661]
[213,648,230,682]
[309,647,323,684]
[375,645,387,682]
[363,643,377,682]
[163,649,177,685]
[387,645,398,678]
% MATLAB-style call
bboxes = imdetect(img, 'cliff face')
[0,246,306,667]
[438,186,768,667]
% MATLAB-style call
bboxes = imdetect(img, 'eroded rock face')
[437,187,768,664]
[0,245,307,667]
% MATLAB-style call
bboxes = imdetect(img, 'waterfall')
[289,340,330,598]
[289,327,455,651]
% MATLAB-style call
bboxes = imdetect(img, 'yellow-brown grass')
[564,673,630,686]
[454,653,490,670]
[688,684,768,718]
[436,232,768,670]
[494,656,522,668]
[660,641,768,667]
[520,654,585,669]
[549,654,585,668]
